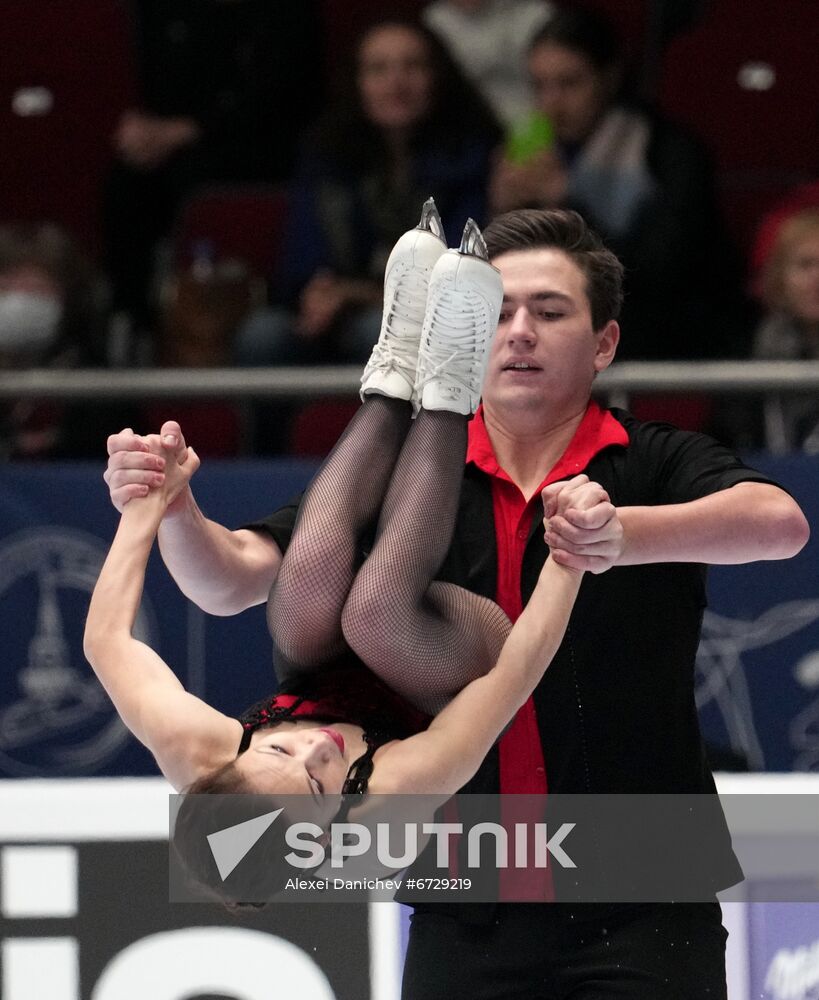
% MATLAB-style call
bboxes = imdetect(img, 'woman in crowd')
[233,17,502,365]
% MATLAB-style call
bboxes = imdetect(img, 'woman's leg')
[268,200,447,680]
[268,394,412,676]
[343,227,511,715]
[342,409,511,715]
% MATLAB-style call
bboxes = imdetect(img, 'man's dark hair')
[528,5,620,71]
[484,209,624,330]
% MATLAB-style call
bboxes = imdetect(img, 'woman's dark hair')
[529,5,620,72]
[172,762,330,911]
[309,15,502,171]
[484,209,624,329]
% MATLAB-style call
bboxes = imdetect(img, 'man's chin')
[483,386,550,414]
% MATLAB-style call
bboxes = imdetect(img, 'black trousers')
[402,902,728,1000]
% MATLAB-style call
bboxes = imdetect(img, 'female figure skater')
[83,203,608,826]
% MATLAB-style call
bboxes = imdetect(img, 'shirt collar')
[467,399,629,487]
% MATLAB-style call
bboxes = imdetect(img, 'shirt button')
[517,529,527,540]
[536,767,545,776]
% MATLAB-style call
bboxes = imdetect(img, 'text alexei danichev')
[285,877,402,892]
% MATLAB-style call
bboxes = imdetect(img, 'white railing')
[2,360,816,452]
[1,360,817,400]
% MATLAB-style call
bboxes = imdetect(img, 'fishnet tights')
[267,396,511,714]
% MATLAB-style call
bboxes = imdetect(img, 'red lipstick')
[318,728,345,754]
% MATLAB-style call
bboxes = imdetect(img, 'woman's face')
[528,42,610,144]
[237,726,350,827]
[357,25,434,131]
[780,231,819,324]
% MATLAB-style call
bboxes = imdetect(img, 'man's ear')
[594,320,619,373]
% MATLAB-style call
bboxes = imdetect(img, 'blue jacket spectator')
[233,17,502,366]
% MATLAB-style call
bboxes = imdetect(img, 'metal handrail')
[0,360,816,401]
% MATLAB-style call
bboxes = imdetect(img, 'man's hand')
[541,475,624,574]
[104,421,195,516]
[298,271,349,338]
[115,111,201,170]
[489,148,569,215]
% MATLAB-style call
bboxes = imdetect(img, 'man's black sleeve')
[627,419,783,505]
[242,494,303,556]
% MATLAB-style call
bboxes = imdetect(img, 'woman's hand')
[541,475,624,573]
[105,421,196,516]
[138,434,200,512]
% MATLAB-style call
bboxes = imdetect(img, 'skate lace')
[369,268,428,371]
[415,285,491,394]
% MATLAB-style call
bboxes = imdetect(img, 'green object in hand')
[505,112,554,164]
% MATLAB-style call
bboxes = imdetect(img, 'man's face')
[528,43,608,144]
[482,248,617,417]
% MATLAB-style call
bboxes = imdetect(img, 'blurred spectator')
[0,223,118,459]
[754,210,819,359]
[752,209,819,451]
[422,0,553,128]
[234,17,502,366]
[489,5,743,359]
[0,224,103,371]
[751,181,819,292]
[104,0,322,341]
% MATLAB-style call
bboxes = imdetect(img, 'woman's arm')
[85,445,239,788]
[372,554,583,795]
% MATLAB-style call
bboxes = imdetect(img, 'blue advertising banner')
[748,899,819,1000]
[698,455,819,772]
[1,453,817,778]
[0,460,313,778]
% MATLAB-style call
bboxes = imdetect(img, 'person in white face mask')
[0,281,63,363]
[0,223,96,366]
[0,223,113,457]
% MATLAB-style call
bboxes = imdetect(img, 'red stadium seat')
[290,399,360,457]
[173,185,289,278]
[628,394,713,434]
[0,0,137,252]
[658,0,819,250]
[142,402,243,459]
[155,186,291,458]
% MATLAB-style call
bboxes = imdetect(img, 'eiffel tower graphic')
[696,600,819,770]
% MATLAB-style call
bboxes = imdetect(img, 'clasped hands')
[105,423,624,573]
[542,474,624,574]
[105,421,197,516]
